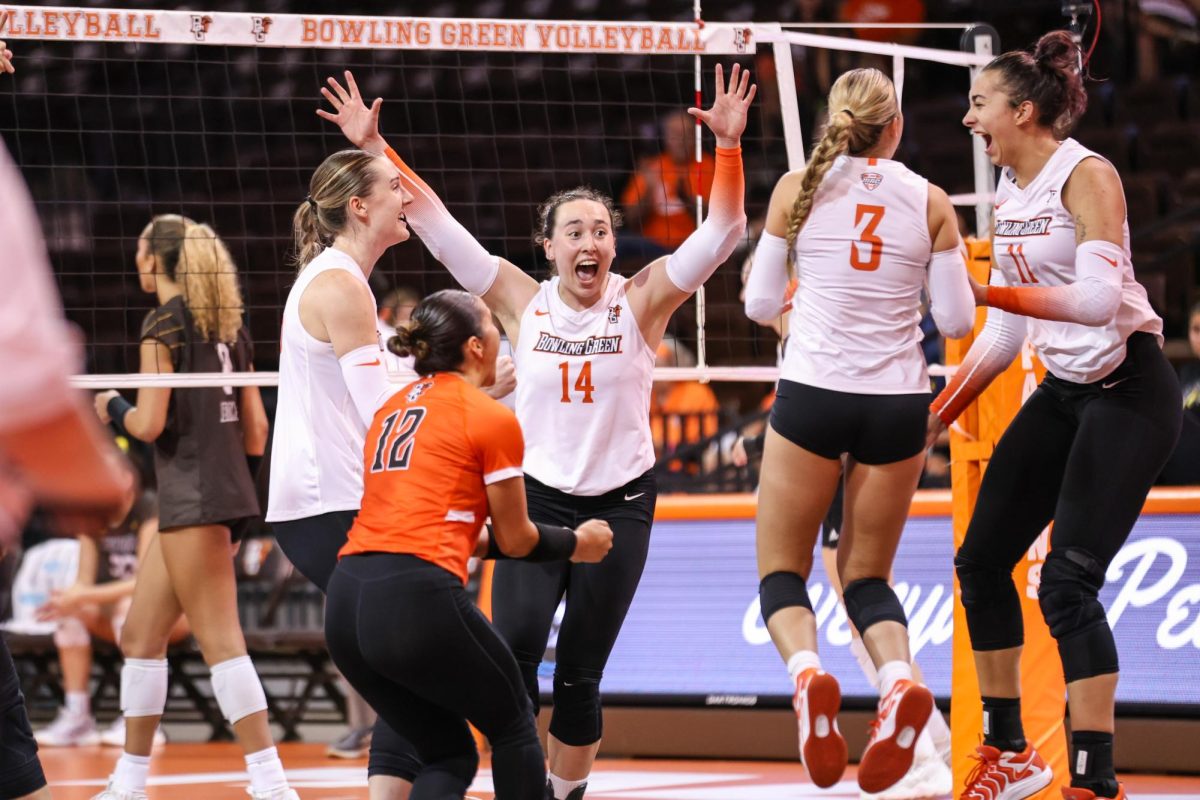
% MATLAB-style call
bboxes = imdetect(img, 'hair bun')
[386,327,415,359]
[1033,30,1079,75]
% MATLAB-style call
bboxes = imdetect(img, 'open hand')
[317,70,386,155]
[688,63,756,148]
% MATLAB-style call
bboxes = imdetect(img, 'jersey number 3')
[850,204,885,272]
[370,407,427,473]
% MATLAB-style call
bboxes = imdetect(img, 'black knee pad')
[366,718,422,781]
[1038,547,1118,682]
[955,551,1024,650]
[548,666,603,747]
[487,703,542,753]
[759,571,812,624]
[511,655,542,716]
[842,577,907,634]
[417,752,480,796]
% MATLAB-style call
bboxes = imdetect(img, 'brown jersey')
[140,296,259,530]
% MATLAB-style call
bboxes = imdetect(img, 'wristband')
[107,395,134,434]
[528,521,577,561]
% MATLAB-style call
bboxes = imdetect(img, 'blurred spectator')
[650,337,720,472]
[1158,300,1200,483]
[3,436,179,749]
[621,109,714,253]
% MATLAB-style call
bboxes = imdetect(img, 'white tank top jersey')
[267,248,382,522]
[992,138,1161,383]
[782,155,934,394]
[514,274,656,496]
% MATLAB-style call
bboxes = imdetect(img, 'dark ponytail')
[985,30,1088,138]
[386,289,484,375]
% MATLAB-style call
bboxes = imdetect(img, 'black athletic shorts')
[770,379,930,465]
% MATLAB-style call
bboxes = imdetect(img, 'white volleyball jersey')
[782,156,933,394]
[267,248,380,521]
[514,274,656,496]
[992,138,1161,384]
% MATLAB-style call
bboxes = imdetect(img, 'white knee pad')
[120,658,169,718]
[210,655,268,725]
[54,616,90,648]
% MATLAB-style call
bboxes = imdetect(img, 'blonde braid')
[784,112,855,268]
[176,222,245,344]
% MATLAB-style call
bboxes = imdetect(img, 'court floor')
[38,744,1200,799]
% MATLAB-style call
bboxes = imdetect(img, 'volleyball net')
[0,5,995,389]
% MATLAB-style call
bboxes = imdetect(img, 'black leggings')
[957,332,1182,678]
[0,635,46,799]
[272,511,421,781]
[326,553,545,800]
[491,470,657,747]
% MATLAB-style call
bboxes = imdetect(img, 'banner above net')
[0,5,757,54]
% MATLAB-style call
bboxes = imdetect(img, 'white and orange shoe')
[961,743,1053,800]
[793,667,848,788]
[857,679,934,794]
[1062,785,1126,800]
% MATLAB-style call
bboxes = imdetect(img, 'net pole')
[693,0,706,373]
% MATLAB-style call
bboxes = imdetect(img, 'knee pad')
[367,717,423,781]
[759,571,812,625]
[548,666,602,747]
[842,577,907,634]
[1038,548,1118,681]
[120,658,169,718]
[54,616,90,649]
[210,655,268,725]
[955,551,1024,651]
[511,656,541,716]
[418,752,479,795]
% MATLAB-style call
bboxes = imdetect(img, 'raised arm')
[627,63,754,346]
[318,71,538,335]
[979,158,1125,326]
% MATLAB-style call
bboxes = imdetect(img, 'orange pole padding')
[472,559,496,756]
[948,238,1068,797]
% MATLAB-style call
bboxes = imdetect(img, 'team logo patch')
[405,381,433,402]
[861,172,883,191]
[251,16,273,42]
[607,304,622,324]
[190,14,212,41]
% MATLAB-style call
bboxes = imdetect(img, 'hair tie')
[840,108,855,120]
[305,195,317,210]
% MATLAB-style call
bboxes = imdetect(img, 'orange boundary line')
[655,487,1200,520]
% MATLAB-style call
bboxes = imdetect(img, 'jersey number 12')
[370,407,427,473]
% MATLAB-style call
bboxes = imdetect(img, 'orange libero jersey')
[340,372,525,584]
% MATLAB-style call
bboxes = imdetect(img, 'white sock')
[876,660,914,697]
[245,746,288,794]
[785,650,821,685]
[65,690,90,717]
[112,752,151,793]
[548,772,587,799]
[848,637,879,689]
